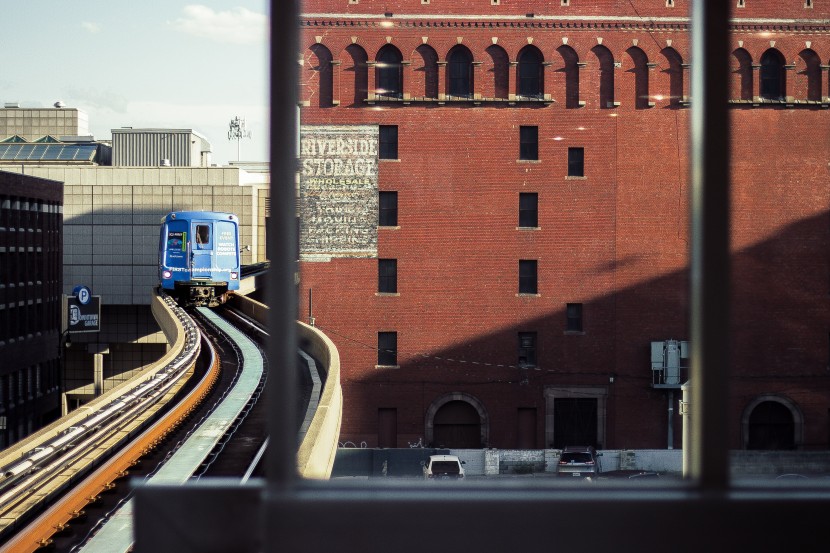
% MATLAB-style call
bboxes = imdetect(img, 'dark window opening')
[376,45,403,99]
[378,331,398,366]
[566,303,583,332]
[448,47,473,97]
[378,259,397,293]
[760,49,785,100]
[519,260,538,294]
[518,47,543,98]
[379,125,398,160]
[195,225,210,245]
[519,193,538,228]
[518,332,537,368]
[520,126,538,161]
[568,147,584,177]
[379,191,398,226]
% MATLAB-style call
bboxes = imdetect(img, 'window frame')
[567,147,584,177]
[135,5,830,553]
[519,125,539,161]
[377,331,398,366]
[566,302,583,332]
[379,191,398,227]
[379,125,398,160]
[378,258,397,294]
[518,259,538,294]
[518,192,538,228]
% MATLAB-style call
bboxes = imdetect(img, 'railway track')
[0,299,281,553]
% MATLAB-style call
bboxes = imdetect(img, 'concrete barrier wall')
[228,294,342,479]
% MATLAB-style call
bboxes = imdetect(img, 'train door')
[191,221,213,278]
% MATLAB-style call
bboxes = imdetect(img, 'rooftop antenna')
[228,116,252,162]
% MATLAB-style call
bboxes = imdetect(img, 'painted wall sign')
[299,125,379,260]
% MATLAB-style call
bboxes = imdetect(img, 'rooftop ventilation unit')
[651,339,689,387]
[4,102,20,109]
[160,159,171,167]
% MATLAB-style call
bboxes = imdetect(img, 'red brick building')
[298,1,830,451]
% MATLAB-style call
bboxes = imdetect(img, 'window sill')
[564,331,585,336]
[375,292,400,297]
[375,365,400,370]
[378,225,400,230]
[565,176,587,180]
[517,293,540,298]
[516,226,540,231]
[379,158,400,162]
[517,159,541,164]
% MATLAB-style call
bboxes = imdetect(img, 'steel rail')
[0,300,215,553]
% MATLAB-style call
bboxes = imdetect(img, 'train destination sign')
[299,124,379,260]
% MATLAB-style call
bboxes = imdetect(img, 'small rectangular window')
[566,303,583,332]
[379,125,398,160]
[378,259,397,293]
[519,193,538,228]
[378,331,397,366]
[519,260,538,294]
[520,126,538,161]
[518,332,537,368]
[568,147,584,177]
[379,191,398,226]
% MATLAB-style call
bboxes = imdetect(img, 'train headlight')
[162,270,173,279]
[230,272,239,280]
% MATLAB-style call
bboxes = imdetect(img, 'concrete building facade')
[298,1,830,450]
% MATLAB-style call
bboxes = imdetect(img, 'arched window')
[485,44,509,99]
[760,49,785,100]
[447,46,473,98]
[415,44,439,99]
[556,45,580,108]
[731,48,753,101]
[345,44,368,105]
[626,46,650,109]
[797,49,821,102]
[747,401,795,450]
[517,46,543,98]
[308,44,333,107]
[376,45,403,99]
[591,44,615,108]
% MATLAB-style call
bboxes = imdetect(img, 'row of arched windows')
[304,41,830,108]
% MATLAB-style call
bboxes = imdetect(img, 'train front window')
[195,224,210,248]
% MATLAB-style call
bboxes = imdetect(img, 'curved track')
[0,301,269,553]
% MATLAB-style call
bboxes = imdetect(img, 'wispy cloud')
[81,21,101,34]
[169,5,268,45]
[65,87,130,114]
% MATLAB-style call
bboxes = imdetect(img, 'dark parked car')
[557,446,601,478]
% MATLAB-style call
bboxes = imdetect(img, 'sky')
[3,1,269,165]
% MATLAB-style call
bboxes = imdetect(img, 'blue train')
[159,211,241,306]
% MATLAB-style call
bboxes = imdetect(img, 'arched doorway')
[744,396,801,450]
[425,393,488,448]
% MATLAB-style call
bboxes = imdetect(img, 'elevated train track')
[0,284,340,553]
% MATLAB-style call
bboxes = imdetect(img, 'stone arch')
[731,48,753,100]
[742,395,804,450]
[413,44,439,99]
[307,44,333,107]
[591,44,615,109]
[484,44,509,99]
[344,44,369,106]
[425,392,489,448]
[555,44,580,108]
[760,48,786,100]
[516,44,544,98]
[796,48,822,102]
[625,46,650,109]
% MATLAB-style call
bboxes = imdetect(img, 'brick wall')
[301,4,830,451]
